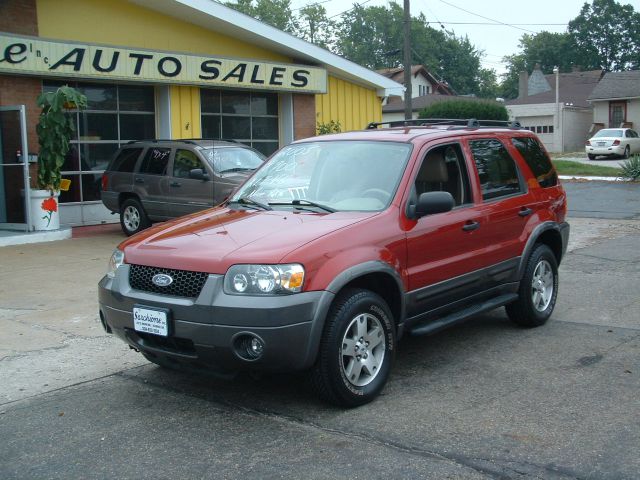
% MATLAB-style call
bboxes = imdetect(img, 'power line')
[292,0,332,12]
[327,0,374,19]
[438,0,538,34]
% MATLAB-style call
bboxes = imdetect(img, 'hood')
[121,207,376,273]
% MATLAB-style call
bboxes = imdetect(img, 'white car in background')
[585,128,640,160]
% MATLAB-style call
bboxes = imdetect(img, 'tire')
[309,288,396,407]
[622,145,630,159]
[587,154,596,160]
[120,198,150,236]
[506,244,558,328]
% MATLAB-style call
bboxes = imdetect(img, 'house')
[377,65,456,122]
[505,65,604,152]
[587,70,640,131]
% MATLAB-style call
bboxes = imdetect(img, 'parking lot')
[1,181,639,479]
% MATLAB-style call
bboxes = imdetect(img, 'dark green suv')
[101,139,265,235]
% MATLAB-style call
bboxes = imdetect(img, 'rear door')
[133,146,172,219]
[165,148,214,217]
[462,135,534,273]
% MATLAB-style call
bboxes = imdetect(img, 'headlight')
[106,248,125,279]
[224,264,304,295]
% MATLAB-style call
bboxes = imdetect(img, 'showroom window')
[201,89,279,156]
[43,81,156,204]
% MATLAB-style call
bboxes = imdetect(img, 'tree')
[225,0,298,33]
[568,0,640,71]
[298,4,335,49]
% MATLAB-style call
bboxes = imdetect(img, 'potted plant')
[31,85,87,230]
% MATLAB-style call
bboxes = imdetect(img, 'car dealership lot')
[1,183,639,479]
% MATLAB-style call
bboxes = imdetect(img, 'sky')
[289,0,640,76]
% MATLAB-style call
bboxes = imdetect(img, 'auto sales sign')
[0,33,327,93]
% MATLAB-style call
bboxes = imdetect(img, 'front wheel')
[309,288,395,407]
[587,154,596,160]
[506,244,558,327]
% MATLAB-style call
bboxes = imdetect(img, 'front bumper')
[99,265,334,374]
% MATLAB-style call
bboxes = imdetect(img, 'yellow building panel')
[315,76,382,133]
[37,0,290,62]
[171,86,201,139]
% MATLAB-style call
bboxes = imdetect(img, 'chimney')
[518,70,529,99]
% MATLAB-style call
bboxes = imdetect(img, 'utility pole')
[403,0,412,121]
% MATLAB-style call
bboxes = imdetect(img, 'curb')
[0,227,72,247]
[559,175,632,182]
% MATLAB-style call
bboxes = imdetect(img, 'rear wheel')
[622,145,630,159]
[120,198,150,236]
[506,244,558,327]
[309,288,395,407]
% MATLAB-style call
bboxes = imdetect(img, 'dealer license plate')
[597,142,606,146]
[133,306,169,336]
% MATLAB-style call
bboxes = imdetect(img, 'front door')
[0,105,30,231]
[165,149,214,217]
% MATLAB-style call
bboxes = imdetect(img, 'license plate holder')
[133,305,171,337]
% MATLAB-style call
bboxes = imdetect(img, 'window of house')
[201,89,279,156]
[44,81,155,204]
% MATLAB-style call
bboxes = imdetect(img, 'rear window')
[110,148,142,173]
[139,147,171,175]
[511,137,558,188]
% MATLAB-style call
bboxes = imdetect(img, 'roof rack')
[125,139,199,145]
[179,138,241,144]
[366,118,522,130]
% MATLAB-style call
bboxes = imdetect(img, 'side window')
[414,143,471,207]
[469,139,522,201]
[631,130,639,138]
[139,148,171,175]
[625,130,632,138]
[511,137,558,188]
[110,148,142,172]
[173,149,204,178]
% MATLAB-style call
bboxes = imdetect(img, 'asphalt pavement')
[1,183,639,479]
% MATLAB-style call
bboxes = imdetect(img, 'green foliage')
[36,86,87,192]
[298,4,335,50]
[418,99,508,121]
[225,0,298,33]
[568,0,640,71]
[316,120,341,135]
[551,160,621,177]
[619,154,640,181]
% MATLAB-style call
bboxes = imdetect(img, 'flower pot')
[30,189,60,231]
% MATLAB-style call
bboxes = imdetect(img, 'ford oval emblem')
[152,273,173,287]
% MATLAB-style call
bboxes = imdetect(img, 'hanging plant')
[35,85,87,193]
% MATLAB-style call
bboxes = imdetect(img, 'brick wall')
[0,0,38,36]
[293,94,316,140]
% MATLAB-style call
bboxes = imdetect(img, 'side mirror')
[414,191,454,218]
[189,168,210,181]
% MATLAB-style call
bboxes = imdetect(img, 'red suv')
[99,119,569,407]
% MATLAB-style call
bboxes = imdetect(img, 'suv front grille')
[129,264,208,298]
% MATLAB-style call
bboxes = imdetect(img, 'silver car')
[586,128,640,160]
[101,139,265,235]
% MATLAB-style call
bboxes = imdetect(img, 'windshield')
[202,147,265,173]
[594,129,623,138]
[230,141,412,212]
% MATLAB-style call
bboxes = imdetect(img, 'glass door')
[0,105,30,231]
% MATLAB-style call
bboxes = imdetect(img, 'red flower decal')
[41,197,58,213]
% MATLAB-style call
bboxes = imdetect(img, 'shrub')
[418,99,508,121]
[619,154,640,181]
[317,120,341,135]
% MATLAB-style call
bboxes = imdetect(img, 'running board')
[407,293,519,337]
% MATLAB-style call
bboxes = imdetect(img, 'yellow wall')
[170,86,201,139]
[315,76,382,132]
[37,0,290,62]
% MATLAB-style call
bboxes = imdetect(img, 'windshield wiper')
[270,199,336,213]
[219,167,257,174]
[229,197,272,211]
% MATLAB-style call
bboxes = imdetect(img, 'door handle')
[462,220,480,232]
[170,182,181,187]
[518,207,533,217]
[134,178,144,184]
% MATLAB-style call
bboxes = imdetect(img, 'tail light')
[585,140,591,146]
[612,139,621,146]
[101,173,108,191]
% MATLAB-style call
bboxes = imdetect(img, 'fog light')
[233,334,265,361]
[250,337,264,356]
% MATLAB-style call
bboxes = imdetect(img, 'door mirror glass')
[415,191,454,218]
[189,168,209,181]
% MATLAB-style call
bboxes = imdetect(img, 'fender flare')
[517,221,569,280]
